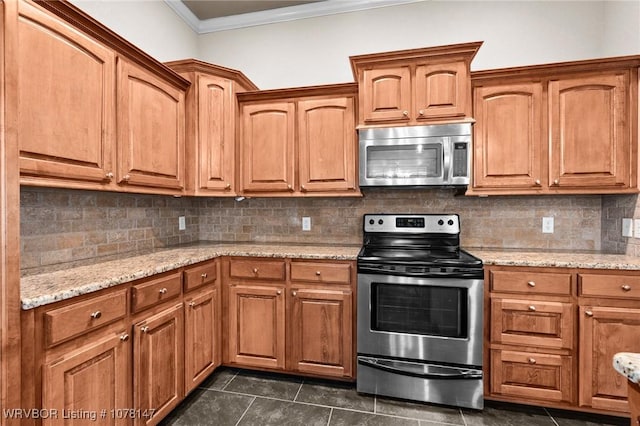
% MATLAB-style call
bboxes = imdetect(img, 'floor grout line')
[544,407,561,426]
[292,379,304,402]
[326,408,333,426]
[234,396,256,426]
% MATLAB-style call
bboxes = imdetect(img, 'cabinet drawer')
[290,262,351,284]
[490,349,573,404]
[491,298,573,349]
[491,270,571,295]
[184,261,217,292]
[580,274,640,300]
[44,288,128,347]
[229,259,285,281]
[131,271,182,313]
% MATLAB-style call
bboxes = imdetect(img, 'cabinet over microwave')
[358,123,472,187]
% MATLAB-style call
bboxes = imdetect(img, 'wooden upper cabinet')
[350,42,482,127]
[470,58,639,196]
[17,0,116,187]
[471,82,544,191]
[549,72,630,189]
[240,101,296,194]
[238,84,360,197]
[165,60,259,196]
[298,96,357,193]
[117,59,185,193]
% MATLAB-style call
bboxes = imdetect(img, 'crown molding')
[165,0,425,34]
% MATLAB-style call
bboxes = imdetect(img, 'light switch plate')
[302,217,311,231]
[634,219,640,238]
[542,217,554,234]
[623,218,633,237]
[178,216,186,231]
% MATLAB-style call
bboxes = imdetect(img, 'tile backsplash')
[22,186,629,270]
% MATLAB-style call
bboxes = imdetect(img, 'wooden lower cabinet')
[227,284,286,369]
[579,305,640,413]
[133,303,184,426]
[184,287,219,393]
[290,287,352,378]
[42,331,131,426]
[490,349,572,403]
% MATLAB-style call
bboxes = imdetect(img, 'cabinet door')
[298,97,357,194]
[472,82,544,190]
[227,284,285,369]
[134,303,184,426]
[184,288,219,394]
[579,305,640,413]
[196,74,235,194]
[18,0,115,185]
[290,288,353,378]
[415,62,469,120]
[239,102,295,193]
[43,331,131,426]
[361,66,412,124]
[549,72,630,189]
[117,59,185,192]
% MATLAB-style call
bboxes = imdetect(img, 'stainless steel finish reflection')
[357,273,483,367]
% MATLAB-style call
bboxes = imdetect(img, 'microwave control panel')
[452,142,468,177]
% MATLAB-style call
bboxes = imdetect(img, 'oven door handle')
[358,356,482,380]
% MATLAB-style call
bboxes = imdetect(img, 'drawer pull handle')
[253,268,259,274]
[189,301,196,308]
[225,183,231,190]
[292,291,297,297]
[141,326,149,333]
[315,271,321,276]
[159,288,168,294]
[622,284,632,292]
[201,273,208,279]
[105,172,114,180]
[527,281,536,287]
[528,358,536,364]
[585,310,594,317]
[528,305,536,312]
[277,290,282,295]
[402,110,409,117]
[418,109,425,116]
[90,311,102,319]
[534,179,541,186]
[120,334,129,342]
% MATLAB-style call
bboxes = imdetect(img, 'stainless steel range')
[356,213,484,410]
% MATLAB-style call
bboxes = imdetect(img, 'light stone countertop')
[614,352,640,384]
[21,243,640,310]
[20,242,361,310]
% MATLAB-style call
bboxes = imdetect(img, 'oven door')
[357,272,483,368]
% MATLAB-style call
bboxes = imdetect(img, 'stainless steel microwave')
[358,123,472,187]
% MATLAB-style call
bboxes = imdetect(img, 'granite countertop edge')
[21,244,640,310]
[613,352,640,384]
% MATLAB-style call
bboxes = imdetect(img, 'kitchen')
[3,0,640,425]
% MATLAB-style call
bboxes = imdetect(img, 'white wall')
[197,0,639,89]
[70,0,198,61]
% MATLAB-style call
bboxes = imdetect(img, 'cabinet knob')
[105,172,114,180]
[159,287,168,294]
[528,358,536,365]
[201,273,208,279]
[402,110,409,117]
[301,185,307,192]
[123,174,131,182]
[528,305,536,312]
[292,291,297,297]
[189,301,196,308]
[225,183,231,190]
[141,326,149,333]
[287,184,293,191]
[585,310,594,317]
[315,271,321,276]
[120,334,129,342]
[553,179,559,185]
[622,284,632,292]
[534,179,541,186]
[253,268,259,274]
[418,110,425,116]
[90,311,102,319]
[276,290,282,295]
[527,281,536,287]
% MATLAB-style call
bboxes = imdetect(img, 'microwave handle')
[442,138,451,181]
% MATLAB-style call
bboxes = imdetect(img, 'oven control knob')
[369,219,374,225]
[438,219,444,226]
[448,219,454,226]
[378,219,384,225]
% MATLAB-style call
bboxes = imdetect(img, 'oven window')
[371,283,467,338]
[366,143,442,179]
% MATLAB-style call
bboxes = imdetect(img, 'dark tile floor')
[161,367,630,426]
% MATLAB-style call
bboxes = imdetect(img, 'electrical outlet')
[302,217,311,231]
[178,216,186,231]
[623,218,633,237]
[635,219,640,238]
[542,216,554,234]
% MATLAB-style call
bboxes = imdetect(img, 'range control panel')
[363,214,460,234]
